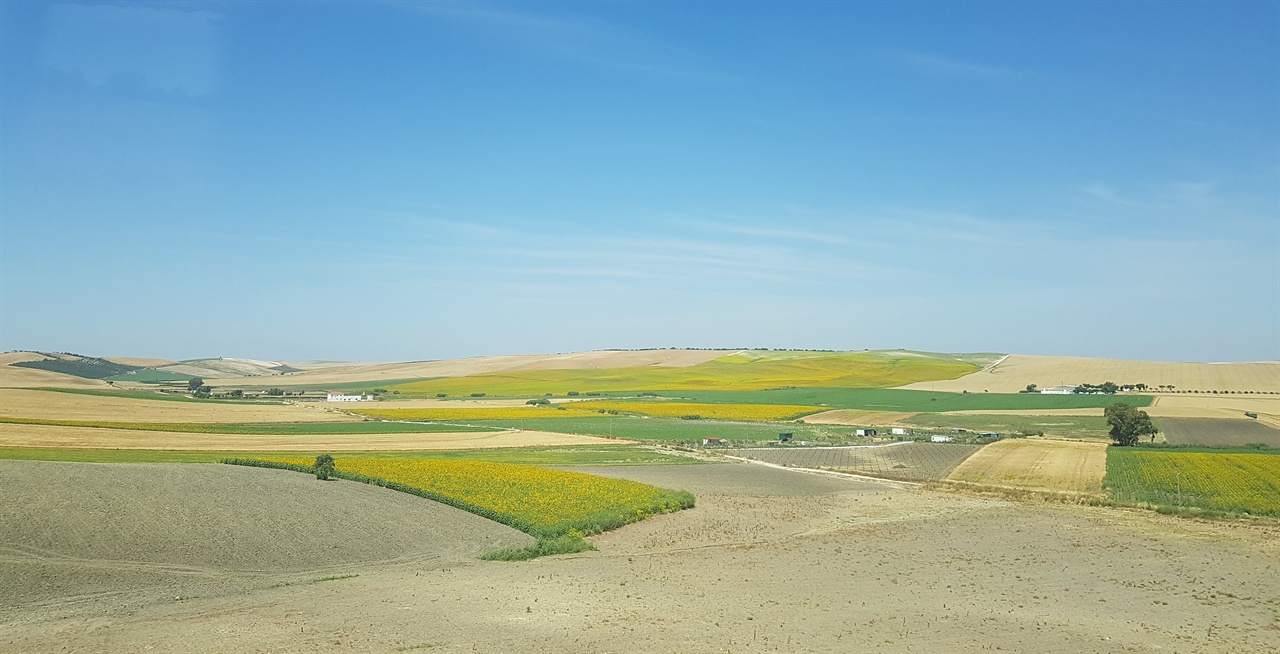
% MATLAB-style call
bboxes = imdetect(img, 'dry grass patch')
[0,423,623,451]
[898,354,1280,394]
[946,438,1108,492]
[0,389,350,423]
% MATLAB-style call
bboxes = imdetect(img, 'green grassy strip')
[459,416,850,443]
[0,445,699,465]
[902,413,1111,438]
[0,416,500,434]
[479,533,595,561]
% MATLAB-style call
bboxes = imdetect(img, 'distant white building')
[891,427,908,436]
[326,391,367,402]
[1040,385,1077,395]
[930,435,952,443]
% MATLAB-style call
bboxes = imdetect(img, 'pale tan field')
[0,389,352,423]
[236,349,727,385]
[0,365,108,389]
[946,438,1108,492]
[1144,394,1280,427]
[0,423,621,451]
[800,408,916,425]
[4,461,1277,654]
[899,354,1280,394]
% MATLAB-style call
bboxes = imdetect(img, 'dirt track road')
[3,460,1278,653]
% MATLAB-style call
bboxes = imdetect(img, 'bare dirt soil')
[946,438,1108,492]
[3,460,1277,653]
[0,389,352,422]
[0,423,623,451]
[0,461,531,615]
[1160,418,1280,447]
[898,354,1280,394]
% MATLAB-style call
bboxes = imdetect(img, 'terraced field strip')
[946,439,1108,492]
[0,444,697,466]
[1105,448,1280,516]
[721,442,983,481]
[0,417,502,434]
[351,401,822,422]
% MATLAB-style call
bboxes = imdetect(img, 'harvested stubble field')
[946,438,1108,492]
[1160,418,1280,447]
[4,459,1278,653]
[898,354,1280,395]
[0,388,350,423]
[721,441,983,481]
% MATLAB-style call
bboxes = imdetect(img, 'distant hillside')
[8,352,141,379]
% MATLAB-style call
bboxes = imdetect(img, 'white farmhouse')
[326,391,367,402]
[1040,385,1078,395]
[930,435,952,443]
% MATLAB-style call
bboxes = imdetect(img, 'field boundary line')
[722,455,921,489]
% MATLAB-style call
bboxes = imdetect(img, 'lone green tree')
[1104,403,1158,446]
[313,454,336,480]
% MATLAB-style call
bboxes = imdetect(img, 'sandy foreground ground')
[898,355,1280,394]
[0,423,622,451]
[2,460,1277,653]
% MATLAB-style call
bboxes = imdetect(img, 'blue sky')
[1,1,1276,363]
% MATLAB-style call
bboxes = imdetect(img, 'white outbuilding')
[1040,385,1078,395]
[326,391,367,402]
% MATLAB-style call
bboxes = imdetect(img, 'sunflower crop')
[258,456,694,538]
[1105,450,1280,516]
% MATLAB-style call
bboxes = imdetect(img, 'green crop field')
[0,444,698,466]
[104,369,199,383]
[0,417,502,435]
[1105,447,1280,516]
[646,388,1152,412]
[385,350,988,397]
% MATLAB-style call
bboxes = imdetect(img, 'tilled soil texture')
[722,441,983,481]
[0,461,531,614]
[3,461,1279,653]
[1161,417,1280,447]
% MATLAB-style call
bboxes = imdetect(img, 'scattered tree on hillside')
[1104,403,1159,446]
[313,454,336,480]
[188,377,204,392]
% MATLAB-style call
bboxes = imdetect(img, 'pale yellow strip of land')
[0,423,626,451]
[0,389,355,423]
